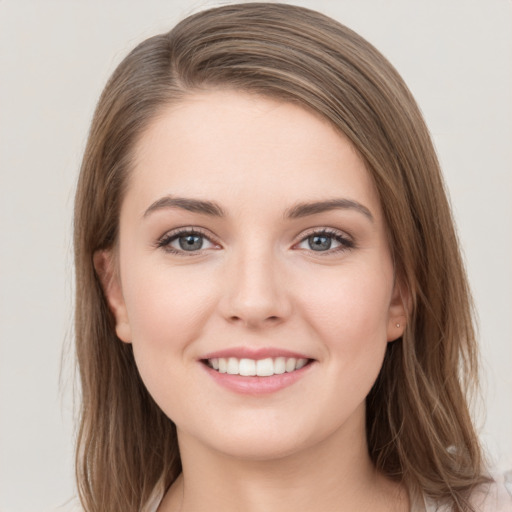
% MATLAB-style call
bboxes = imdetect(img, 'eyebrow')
[284,199,374,222]
[143,195,373,222]
[143,196,225,218]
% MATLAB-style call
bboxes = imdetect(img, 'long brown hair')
[74,3,487,510]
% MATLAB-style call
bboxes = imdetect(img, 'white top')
[143,470,512,512]
[420,471,512,512]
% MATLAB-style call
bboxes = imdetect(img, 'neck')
[159,415,408,512]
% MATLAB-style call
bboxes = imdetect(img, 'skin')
[96,90,408,512]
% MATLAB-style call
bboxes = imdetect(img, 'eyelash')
[155,227,355,256]
[294,228,355,255]
[156,227,218,255]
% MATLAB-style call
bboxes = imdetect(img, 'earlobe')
[387,317,406,342]
[386,280,411,342]
[93,250,133,343]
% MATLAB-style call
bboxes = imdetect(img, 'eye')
[176,233,205,251]
[306,234,335,251]
[157,228,219,255]
[295,229,354,253]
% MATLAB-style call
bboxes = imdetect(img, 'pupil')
[179,234,203,251]
[309,235,331,251]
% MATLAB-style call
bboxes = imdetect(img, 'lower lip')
[201,362,314,395]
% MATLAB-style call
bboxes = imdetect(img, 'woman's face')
[100,90,406,460]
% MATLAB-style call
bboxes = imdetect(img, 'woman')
[73,3,511,511]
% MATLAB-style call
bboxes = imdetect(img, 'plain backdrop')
[0,1,511,510]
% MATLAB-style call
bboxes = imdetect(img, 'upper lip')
[200,347,313,361]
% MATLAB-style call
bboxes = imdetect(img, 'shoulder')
[423,471,512,512]
[469,470,512,511]
[46,499,83,512]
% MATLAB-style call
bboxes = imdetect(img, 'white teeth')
[285,357,296,372]
[208,356,310,376]
[239,358,256,376]
[274,357,286,375]
[256,358,274,377]
[227,357,239,375]
[296,358,307,370]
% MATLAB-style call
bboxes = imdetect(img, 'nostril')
[227,314,283,328]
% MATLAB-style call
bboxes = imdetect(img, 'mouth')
[202,356,312,377]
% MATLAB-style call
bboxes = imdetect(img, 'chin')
[207,431,312,462]
[179,407,361,463]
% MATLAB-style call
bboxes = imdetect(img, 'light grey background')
[1,1,511,510]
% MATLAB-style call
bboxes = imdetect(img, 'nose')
[219,247,292,329]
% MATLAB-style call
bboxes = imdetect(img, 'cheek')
[120,262,221,419]
[121,258,220,352]
[296,263,392,383]
[300,266,392,338]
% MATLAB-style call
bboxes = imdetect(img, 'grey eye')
[308,234,332,251]
[295,230,351,254]
[158,229,218,255]
[178,234,204,251]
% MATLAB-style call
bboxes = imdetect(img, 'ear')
[93,249,132,343]
[386,279,410,342]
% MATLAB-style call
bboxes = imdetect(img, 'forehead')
[127,90,382,219]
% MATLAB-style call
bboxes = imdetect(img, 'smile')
[200,348,315,394]
[205,357,310,377]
